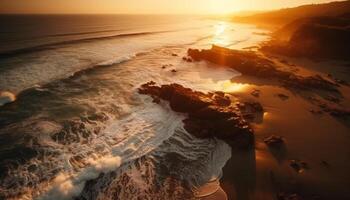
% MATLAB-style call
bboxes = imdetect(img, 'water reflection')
[214,80,249,93]
[212,22,230,47]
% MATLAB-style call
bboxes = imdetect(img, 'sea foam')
[39,155,122,200]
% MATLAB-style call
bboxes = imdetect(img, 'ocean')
[0,14,268,199]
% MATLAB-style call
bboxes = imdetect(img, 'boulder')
[138,82,260,149]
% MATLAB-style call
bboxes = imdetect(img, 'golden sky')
[0,0,339,14]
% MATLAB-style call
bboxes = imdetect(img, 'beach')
[0,14,349,200]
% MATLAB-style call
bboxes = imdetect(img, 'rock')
[328,108,350,118]
[277,193,303,200]
[251,89,260,97]
[310,109,323,115]
[317,103,350,119]
[187,45,338,92]
[0,91,16,106]
[320,160,331,168]
[334,78,347,85]
[325,95,340,103]
[277,93,289,101]
[264,135,285,147]
[171,69,177,73]
[171,53,178,57]
[138,82,259,149]
[182,56,193,62]
[289,160,309,173]
[152,96,161,104]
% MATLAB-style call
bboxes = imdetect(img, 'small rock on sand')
[0,91,16,106]
[320,160,331,168]
[251,89,260,98]
[277,93,289,101]
[310,109,323,115]
[289,160,309,173]
[264,135,284,147]
[182,56,193,62]
[277,193,303,200]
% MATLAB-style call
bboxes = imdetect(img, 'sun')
[205,0,244,14]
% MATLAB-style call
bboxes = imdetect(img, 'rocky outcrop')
[264,135,285,148]
[188,45,338,92]
[138,81,263,149]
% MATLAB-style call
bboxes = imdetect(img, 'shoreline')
[138,44,350,199]
[191,45,350,199]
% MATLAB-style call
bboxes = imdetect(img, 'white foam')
[96,54,135,67]
[39,155,122,200]
[37,97,185,199]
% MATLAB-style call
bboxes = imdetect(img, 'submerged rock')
[138,81,261,149]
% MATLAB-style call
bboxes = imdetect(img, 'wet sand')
[212,53,350,199]
[136,45,350,200]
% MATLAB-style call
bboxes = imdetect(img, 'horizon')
[0,0,342,15]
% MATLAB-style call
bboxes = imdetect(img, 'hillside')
[261,14,350,60]
[232,0,350,26]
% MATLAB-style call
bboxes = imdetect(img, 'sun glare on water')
[212,22,231,47]
[213,80,249,93]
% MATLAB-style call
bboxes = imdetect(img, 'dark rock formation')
[251,89,260,97]
[316,102,350,119]
[264,135,285,147]
[277,193,303,200]
[188,45,338,92]
[138,81,262,149]
[320,160,331,168]
[182,56,193,62]
[289,159,309,173]
[277,93,289,101]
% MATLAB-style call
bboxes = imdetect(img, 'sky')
[0,0,340,14]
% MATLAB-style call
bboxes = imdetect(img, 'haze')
[0,0,340,14]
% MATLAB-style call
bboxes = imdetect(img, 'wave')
[96,55,136,67]
[0,31,168,59]
[0,24,212,59]
[2,29,127,43]
[77,128,232,200]
[46,29,127,38]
